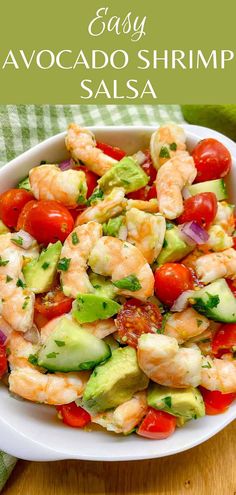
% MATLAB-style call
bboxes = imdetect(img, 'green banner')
[0,0,235,103]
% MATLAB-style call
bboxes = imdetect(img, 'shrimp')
[76,188,127,226]
[137,333,202,388]
[195,248,236,284]
[213,201,235,235]
[0,232,39,260]
[126,199,159,214]
[60,222,103,298]
[164,308,210,344]
[150,124,186,169]
[92,392,147,434]
[201,356,236,393]
[89,237,154,300]
[8,329,90,404]
[0,247,34,332]
[81,318,117,339]
[156,153,197,219]
[29,165,87,209]
[66,124,117,176]
[126,208,166,264]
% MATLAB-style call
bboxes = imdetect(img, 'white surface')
[0,124,235,461]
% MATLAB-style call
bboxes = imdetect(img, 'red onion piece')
[132,151,146,166]
[0,317,13,344]
[11,230,36,250]
[179,221,209,245]
[59,159,73,171]
[170,290,196,312]
[24,324,40,345]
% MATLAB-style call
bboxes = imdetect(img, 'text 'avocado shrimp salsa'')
[0,123,235,439]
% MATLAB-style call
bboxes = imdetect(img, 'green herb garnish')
[11,236,23,247]
[41,262,50,270]
[113,274,141,292]
[87,189,104,206]
[159,146,170,159]
[6,275,13,283]
[170,142,177,151]
[58,258,71,271]
[28,354,38,365]
[202,361,212,369]
[0,257,9,267]
[54,340,65,347]
[46,352,59,359]
[16,278,26,288]
[72,232,79,245]
[163,396,172,408]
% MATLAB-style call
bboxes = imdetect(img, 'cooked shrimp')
[156,153,197,219]
[29,165,87,209]
[76,188,127,226]
[92,392,147,434]
[0,232,39,260]
[126,208,166,264]
[164,308,210,344]
[150,124,186,169]
[60,222,103,298]
[66,124,117,176]
[89,237,154,300]
[201,356,236,393]
[213,201,234,235]
[126,199,159,214]
[195,248,236,284]
[82,318,117,339]
[8,330,40,369]
[204,225,233,252]
[137,333,202,388]
[0,247,34,332]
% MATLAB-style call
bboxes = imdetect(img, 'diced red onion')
[133,151,146,166]
[11,230,36,250]
[170,290,196,312]
[182,186,192,200]
[179,221,209,245]
[59,159,73,171]
[24,324,40,345]
[0,317,13,344]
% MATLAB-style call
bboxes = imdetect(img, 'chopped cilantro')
[157,312,170,334]
[0,257,9,267]
[113,274,141,291]
[77,195,86,204]
[170,142,177,151]
[28,354,38,365]
[54,340,65,347]
[193,293,220,315]
[6,275,13,283]
[16,278,26,288]
[102,302,107,309]
[163,396,172,408]
[202,361,212,369]
[196,319,203,328]
[42,262,50,270]
[159,146,170,159]
[46,352,59,359]
[162,239,168,248]
[22,296,30,310]
[166,222,174,230]
[93,284,101,290]
[87,189,104,206]
[72,232,79,245]
[58,258,71,271]
[11,236,23,247]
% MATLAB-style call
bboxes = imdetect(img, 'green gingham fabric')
[0,104,183,491]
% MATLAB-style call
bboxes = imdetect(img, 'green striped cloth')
[0,104,183,491]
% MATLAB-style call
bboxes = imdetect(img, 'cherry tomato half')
[212,324,236,358]
[74,166,98,198]
[226,279,236,297]
[177,192,217,230]
[0,345,7,378]
[192,138,232,183]
[97,142,126,161]
[127,184,157,201]
[35,287,73,320]
[199,387,236,415]
[116,299,162,348]
[0,189,34,228]
[56,402,91,428]
[17,200,74,244]
[154,263,194,306]
[137,408,176,439]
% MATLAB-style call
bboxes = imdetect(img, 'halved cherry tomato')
[147,184,157,200]
[56,402,91,428]
[74,166,98,198]
[226,279,236,297]
[141,150,157,184]
[34,310,49,329]
[212,323,236,358]
[177,192,217,229]
[0,345,7,378]
[154,263,194,306]
[127,184,157,201]
[199,387,236,415]
[97,142,126,161]
[17,200,74,244]
[137,408,176,439]
[192,138,232,183]
[0,189,34,228]
[35,287,73,320]
[116,299,162,348]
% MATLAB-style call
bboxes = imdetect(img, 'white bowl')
[0,124,235,461]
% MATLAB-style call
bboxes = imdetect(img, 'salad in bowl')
[0,123,235,449]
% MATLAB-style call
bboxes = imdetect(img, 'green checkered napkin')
[0,104,183,491]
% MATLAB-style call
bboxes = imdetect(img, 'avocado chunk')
[72,294,121,324]
[23,241,62,293]
[83,346,149,413]
[148,383,205,420]
[191,278,236,323]
[103,215,126,238]
[37,317,111,371]
[187,179,227,201]
[17,176,31,192]
[157,224,194,265]
[0,220,10,235]
[89,272,118,300]
[98,157,149,194]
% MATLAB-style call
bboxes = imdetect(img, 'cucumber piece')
[191,278,236,322]
[187,179,227,201]
[17,176,31,192]
[37,317,111,371]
